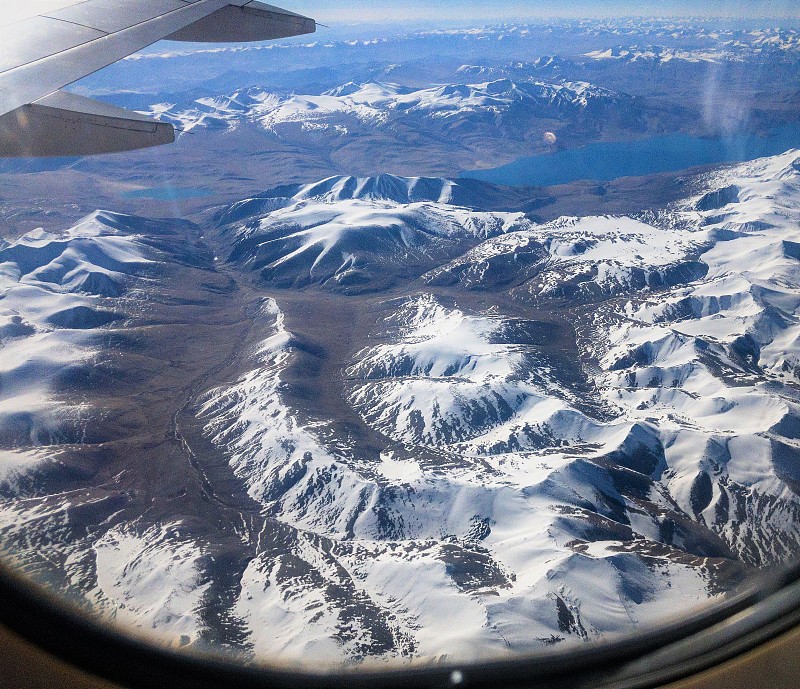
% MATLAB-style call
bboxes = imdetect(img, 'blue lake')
[460,125,800,188]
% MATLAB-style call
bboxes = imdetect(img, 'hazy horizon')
[278,0,800,23]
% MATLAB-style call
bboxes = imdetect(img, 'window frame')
[1,558,799,689]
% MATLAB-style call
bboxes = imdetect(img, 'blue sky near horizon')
[277,0,800,23]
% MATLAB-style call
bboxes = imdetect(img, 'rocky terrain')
[3,149,800,665]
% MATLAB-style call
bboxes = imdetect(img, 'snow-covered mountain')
[5,151,800,667]
[0,211,223,647]
[426,150,800,565]
[3,8,800,670]
[0,212,165,448]
[145,78,636,135]
[180,150,800,662]
[584,45,730,63]
[215,173,537,224]
[193,294,730,663]
[218,174,534,291]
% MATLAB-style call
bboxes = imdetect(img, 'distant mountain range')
[5,18,792,207]
[145,78,635,136]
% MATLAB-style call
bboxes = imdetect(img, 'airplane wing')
[0,1,315,157]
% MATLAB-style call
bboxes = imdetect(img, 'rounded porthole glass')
[0,2,799,686]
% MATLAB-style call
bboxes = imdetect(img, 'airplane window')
[1,1,800,687]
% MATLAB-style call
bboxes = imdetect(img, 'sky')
[277,0,800,23]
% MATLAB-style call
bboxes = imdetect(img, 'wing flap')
[0,0,231,117]
[0,1,316,118]
[0,0,315,157]
[0,91,175,157]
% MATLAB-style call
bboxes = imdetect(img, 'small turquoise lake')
[460,125,800,188]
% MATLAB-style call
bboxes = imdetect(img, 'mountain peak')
[293,174,456,204]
